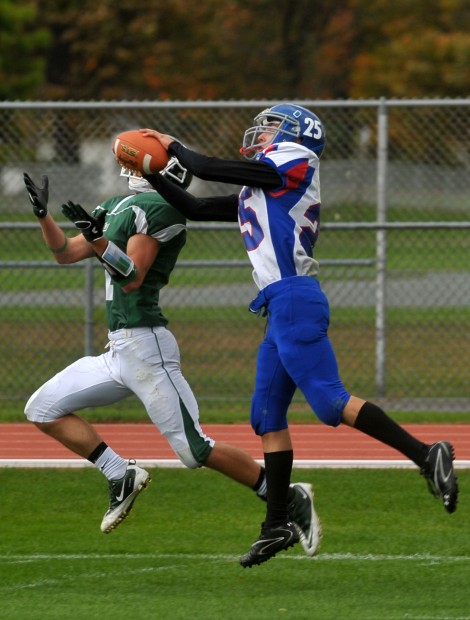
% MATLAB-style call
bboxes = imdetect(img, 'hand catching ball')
[113,130,169,174]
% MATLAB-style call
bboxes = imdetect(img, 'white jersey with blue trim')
[238,142,321,291]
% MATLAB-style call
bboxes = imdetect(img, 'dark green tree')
[0,0,49,99]
[15,0,470,101]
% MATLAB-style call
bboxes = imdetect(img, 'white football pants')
[25,326,214,468]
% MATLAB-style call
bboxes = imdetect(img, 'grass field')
[2,301,470,423]
[1,467,468,620]
[3,206,470,419]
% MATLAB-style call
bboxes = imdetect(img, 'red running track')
[1,423,469,468]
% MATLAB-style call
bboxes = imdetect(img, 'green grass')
[2,213,470,292]
[2,209,470,421]
[2,302,470,422]
[2,403,470,424]
[0,467,468,619]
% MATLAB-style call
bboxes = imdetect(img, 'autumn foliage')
[3,0,469,101]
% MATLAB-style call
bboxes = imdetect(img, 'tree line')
[2,0,469,101]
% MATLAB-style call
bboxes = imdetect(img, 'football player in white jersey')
[140,103,458,568]
[22,150,319,548]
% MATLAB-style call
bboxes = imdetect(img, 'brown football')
[113,130,169,174]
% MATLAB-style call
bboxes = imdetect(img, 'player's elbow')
[54,252,73,265]
[54,250,78,265]
[121,273,144,294]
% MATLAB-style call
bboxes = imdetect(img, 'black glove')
[61,201,107,242]
[23,172,49,218]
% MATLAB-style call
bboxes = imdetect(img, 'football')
[113,129,169,174]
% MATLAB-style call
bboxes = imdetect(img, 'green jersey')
[94,192,186,331]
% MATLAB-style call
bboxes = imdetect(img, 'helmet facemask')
[161,156,192,189]
[120,156,192,193]
[120,167,154,193]
[241,109,301,160]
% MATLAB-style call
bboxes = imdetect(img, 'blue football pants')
[250,276,350,435]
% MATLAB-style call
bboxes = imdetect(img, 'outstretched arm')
[23,173,93,263]
[139,129,283,188]
[144,171,239,222]
[61,201,139,290]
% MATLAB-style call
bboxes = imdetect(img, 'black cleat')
[420,441,458,513]
[240,522,299,568]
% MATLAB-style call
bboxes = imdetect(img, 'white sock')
[94,447,128,481]
[256,476,267,500]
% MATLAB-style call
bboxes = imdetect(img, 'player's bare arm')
[39,213,94,263]
[23,172,94,263]
[61,201,142,289]
[120,233,159,293]
[88,234,158,293]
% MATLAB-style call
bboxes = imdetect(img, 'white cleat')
[288,482,322,556]
[100,460,151,533]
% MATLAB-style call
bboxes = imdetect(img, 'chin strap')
[239,144,261,159]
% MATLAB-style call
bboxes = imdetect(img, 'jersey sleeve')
[168,141,283,189]
[259,143,318,191]
[144,171,239,222]
[133,195,186,244]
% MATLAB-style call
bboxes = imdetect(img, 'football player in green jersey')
[22,155,320,553]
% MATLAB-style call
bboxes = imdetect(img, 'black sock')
[264,450,293,528]
[354,402,428,467]
[87,441,108,464]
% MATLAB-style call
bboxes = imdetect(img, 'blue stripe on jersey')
[265,155,315,279]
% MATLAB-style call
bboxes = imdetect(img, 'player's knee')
[250,406,288,436]
[24,410,36,422]
[250,418,265,435]
[312,398,344,427]
[301,382,349,427]
[24,406,56,424]
[162,426,213,469]
[176,450,201,469]
[24,393,43,422]
[24,390,62,423]
[175,438,213,469]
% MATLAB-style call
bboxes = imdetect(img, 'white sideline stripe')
[2,553,468,594]
[0,458,469,469]
[1,552,469,563]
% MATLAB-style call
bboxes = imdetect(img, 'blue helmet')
[241,103,326,160]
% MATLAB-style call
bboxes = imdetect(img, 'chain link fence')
[0,99,469,419]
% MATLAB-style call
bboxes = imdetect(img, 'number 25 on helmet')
[241,103,326,160]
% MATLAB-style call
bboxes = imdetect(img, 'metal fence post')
[375,98,388,396]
